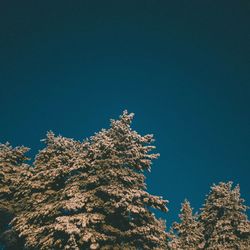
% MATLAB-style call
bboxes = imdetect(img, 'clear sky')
[0,1,249,226]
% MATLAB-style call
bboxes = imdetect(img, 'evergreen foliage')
[199,182,250,249]
[9,111,168,249]
[168,199,204,250]
[0,143,30,249]
[0,112,249,250]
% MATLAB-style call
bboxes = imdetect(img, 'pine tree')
[168,199,204,250]
[199,182,250,249]
[11,111,168,249]
[0,142,30,249]
[11,131,90,250]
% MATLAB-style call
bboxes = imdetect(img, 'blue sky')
[0,1,249,226]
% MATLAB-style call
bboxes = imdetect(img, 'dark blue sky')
[0,1,249,226]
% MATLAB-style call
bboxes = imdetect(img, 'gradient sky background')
[0,1,249,226]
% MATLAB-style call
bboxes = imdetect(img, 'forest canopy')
[0,111,249,250]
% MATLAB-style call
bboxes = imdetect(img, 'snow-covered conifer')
[0,142,30,249]
[200,182,250,249]
[11,111,168,249]
[168,199,204,249]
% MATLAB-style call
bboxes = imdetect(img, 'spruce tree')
[11,111,168,249]
[199,182,250,249]
[168,199,204,250]
[11,131,90,250]
[0,143,30,249]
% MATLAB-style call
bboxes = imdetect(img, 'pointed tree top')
[181,199,192,214]
[110,110,135,127]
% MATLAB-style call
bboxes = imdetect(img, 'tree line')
[0,111,249,249]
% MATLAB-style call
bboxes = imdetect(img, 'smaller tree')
[168,199,204,249]
[200,182,250,249]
